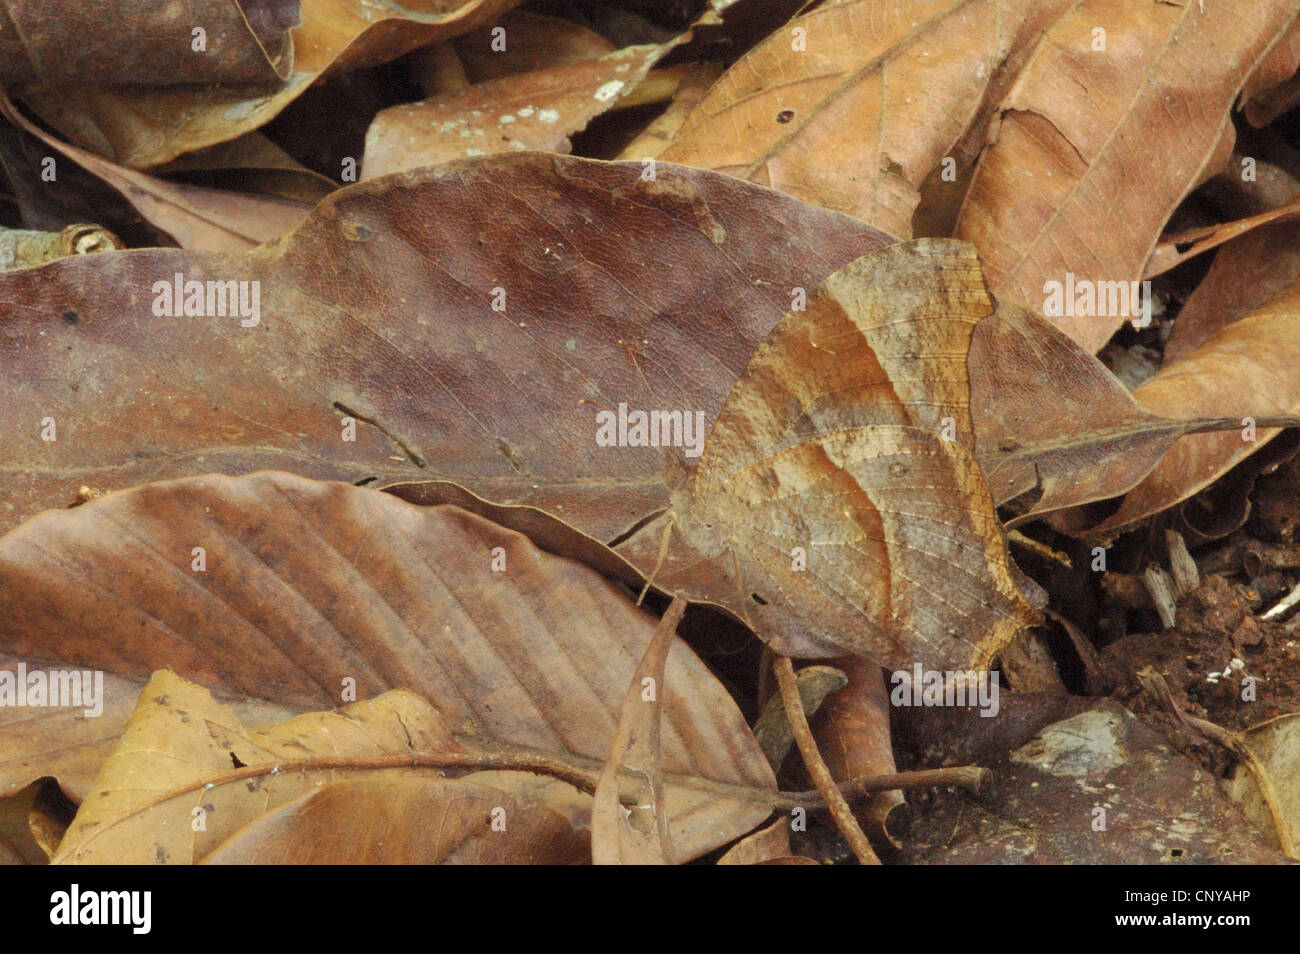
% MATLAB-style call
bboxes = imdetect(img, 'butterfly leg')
[635,511,679,607]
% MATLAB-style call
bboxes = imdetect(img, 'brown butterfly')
[626,238,1038,671]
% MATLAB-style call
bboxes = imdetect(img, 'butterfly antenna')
[636,511,678,607]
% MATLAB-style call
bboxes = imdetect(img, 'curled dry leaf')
[0,95,310,251]
[1162,221,1300,366]
[0,781,62,864]
[0,223,117,271]
[363,45,663,179]
[813,658,902,844]
[753,665,846,771]
[0,472,775,861]
[716,816,792,865]
[1227,713,1300,859]
[662,0,1074,238]
[151,132,339,207]
[1082,277,1300,536]
[0,118,142,236]
[0,0,298,86]
[19,0,523,168]
[1143,191,1300,279]
[955,0,1300,353]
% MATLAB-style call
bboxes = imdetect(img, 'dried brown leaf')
[955,0,1299,353]
[0,472,775,861]
[1085,279,1300,535]
[362,45,663,179]
[814,657,902,844]
[662,0,1074,237]
[591,597,684,865]
[0,0,297,86]
[0,95,310,251]
[716,817,792,865]
[0,657,296,801]
[453,10,615,82]
[19,0,523,168]
[203,777,589,864]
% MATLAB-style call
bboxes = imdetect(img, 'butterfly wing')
[695,426,1036,669]
[696,238,987,500]
[680,239,1036,668]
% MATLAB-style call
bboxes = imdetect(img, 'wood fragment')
[1166,530,1200,596]
[1143,564,1179,629]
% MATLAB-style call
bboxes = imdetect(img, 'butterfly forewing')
[696,239,992,500]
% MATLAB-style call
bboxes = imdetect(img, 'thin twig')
[61,739,990,858]
[773,654,880,864]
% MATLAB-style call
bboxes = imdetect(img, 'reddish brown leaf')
[0,0,297,86]
[362,45,663,179]
[19,0,523,168]
[955,0,1299,353]
[0,155,889,536]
